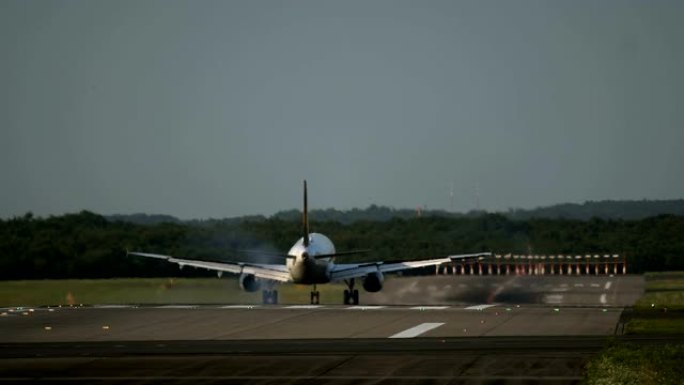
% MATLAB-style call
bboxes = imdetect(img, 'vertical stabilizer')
[302,180,310,247]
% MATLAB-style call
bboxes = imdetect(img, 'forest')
[0,209,682,280]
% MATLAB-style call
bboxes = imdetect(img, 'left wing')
[128,251,292,282]
[330,252,491,281]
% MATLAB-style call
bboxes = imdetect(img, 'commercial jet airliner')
[129,181,490,305]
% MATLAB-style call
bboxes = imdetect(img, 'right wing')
[127,251,292,282]
[330,252,491,281]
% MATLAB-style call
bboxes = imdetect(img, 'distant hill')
[106,199,684,225]
[107,213,183,225]
[506,199,684,221]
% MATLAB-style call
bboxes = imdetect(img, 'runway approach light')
[102,325,110,330]
[44,326,52,331]
[554,308,560,312]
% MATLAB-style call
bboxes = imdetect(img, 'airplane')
[128,181,491,305]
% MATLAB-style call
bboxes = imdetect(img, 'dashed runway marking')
[599,294,607,304]
[155,305,198,309]
[545,294,564,304]
[94,305,135,309]
[604,281,612,290]
[389,322,445,338]
[464,304,497,311]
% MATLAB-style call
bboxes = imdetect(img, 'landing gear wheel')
[352,290,359,305]
[343,278,360,305]
[310,291,320,305]
[262,290,279,304]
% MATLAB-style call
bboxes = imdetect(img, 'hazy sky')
[1,0,683,219]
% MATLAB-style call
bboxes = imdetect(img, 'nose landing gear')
[310,284,320,305]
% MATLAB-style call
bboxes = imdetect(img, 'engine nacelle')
[239,273,261,292]
[362,271,384,292]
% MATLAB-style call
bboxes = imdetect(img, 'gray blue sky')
[1,0,683,219]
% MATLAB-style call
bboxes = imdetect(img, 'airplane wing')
[330,252,491,281]
[127,251,292,282]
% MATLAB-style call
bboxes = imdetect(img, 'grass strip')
[583,344,684,385]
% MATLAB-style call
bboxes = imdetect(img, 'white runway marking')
[574,283,584,288]
[604,281,612,290]
[599,294,607,304]
[285,305,322,309]
[590,283,600,288]
[464,304,496,310]
[389,322,445,338]
[156,305,197,309]
[410,306,449,310]
[94,305,134,309]
[347,306,386,310]
[545,294,564,304]
[220,305,259,309]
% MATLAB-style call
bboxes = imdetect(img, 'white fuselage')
[286,233,336,284]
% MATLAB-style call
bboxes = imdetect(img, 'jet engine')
[362,271,384,292]
[239,273,261,292]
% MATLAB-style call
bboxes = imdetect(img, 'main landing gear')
[343,278,360,305]
[262,289,278,304]
[310,284,320,305]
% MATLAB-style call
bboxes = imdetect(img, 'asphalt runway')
[0,275,650,384]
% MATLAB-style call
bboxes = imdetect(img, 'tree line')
[0,211,682,280]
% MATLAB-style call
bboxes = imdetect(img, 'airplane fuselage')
[286,233,335,284]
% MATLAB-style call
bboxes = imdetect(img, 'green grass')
[584,344,684,385]
[633,271,684,311]
[624,271,684,335]
[0,278,347,307]
[634,292,684,311]
[625,319,684,335]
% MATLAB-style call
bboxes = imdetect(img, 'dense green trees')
[0,210,682,280]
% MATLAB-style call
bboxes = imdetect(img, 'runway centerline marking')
[465,304,496,310]
[604,281,612,290]
[93,305,134,309]
[155,305,197,309]
[389,322,445,338]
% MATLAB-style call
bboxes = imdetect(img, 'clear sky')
[1,0,683,219]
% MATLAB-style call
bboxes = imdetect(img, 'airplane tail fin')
[302,180,310,247]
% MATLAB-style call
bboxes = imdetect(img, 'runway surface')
[0,275,651,384]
